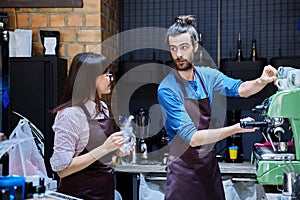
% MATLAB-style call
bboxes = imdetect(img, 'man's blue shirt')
[157,66,243,143]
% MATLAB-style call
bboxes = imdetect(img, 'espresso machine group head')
[250,88,300,186]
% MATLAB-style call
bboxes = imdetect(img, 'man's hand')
[259,65,278,85]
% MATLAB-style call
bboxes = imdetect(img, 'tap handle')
[240,121,268,129]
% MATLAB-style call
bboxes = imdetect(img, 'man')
[158,15,277,200]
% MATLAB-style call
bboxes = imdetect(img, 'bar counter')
[114,161,256,175]
[114,161,258,200]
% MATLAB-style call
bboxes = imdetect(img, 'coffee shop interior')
[1,0,300,199]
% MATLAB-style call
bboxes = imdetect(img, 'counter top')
[219,161,256,175]
[265,193,291,200]
[114,161,256,175]
[115,164,166,173]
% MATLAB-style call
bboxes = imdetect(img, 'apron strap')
[195,70,209,97]
[79,104,91,119]
[173,69,188,98]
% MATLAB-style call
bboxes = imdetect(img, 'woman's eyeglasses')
[104,73,114,81]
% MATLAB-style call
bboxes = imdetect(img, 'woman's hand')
[56,131,125,178]
[102,131,125,153]
[115,149,131,157]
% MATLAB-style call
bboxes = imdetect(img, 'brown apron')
[165,69,225,200]
[57,105,116,200]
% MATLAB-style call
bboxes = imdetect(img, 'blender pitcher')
[134,108,151,163]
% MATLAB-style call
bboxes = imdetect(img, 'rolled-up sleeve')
[50,108,88,172]
[202,67,242,97]
[158,87,196,144]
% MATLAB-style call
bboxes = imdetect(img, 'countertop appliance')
[250,87,300,187]
[132,108,169,165]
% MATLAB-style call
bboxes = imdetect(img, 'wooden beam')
[0,0,83,8]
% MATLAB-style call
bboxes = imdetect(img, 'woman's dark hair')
[166,15,199,45]
[52,52,111,114]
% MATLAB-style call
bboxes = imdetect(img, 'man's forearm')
[189,124,242,147]
[238,78,267,98]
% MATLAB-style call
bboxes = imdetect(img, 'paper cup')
[229,146,238,160]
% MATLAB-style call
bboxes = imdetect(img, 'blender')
[134,108,151,164]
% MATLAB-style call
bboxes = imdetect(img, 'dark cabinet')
[9,57,67,177]
[220,58,277,111]
[270,56,300,69]
[218,59,277,161]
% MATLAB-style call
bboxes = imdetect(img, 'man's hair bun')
[175,15,197,27]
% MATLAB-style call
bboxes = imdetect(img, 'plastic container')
[120,115,136,153]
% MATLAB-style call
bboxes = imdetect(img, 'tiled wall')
[0,0,117,69]
[120,0,300,65]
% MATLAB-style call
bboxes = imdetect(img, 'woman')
[50,52,129,199]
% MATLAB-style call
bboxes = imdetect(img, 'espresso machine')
[246,88,300,186]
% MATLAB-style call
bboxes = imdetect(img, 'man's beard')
[175,61,193,71]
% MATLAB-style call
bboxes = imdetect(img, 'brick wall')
[0,0,118,68]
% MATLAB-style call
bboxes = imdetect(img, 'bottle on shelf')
[199,33,203,47]
[249,39,258,61]
[199,33,203,64]
[234,33,244,62]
